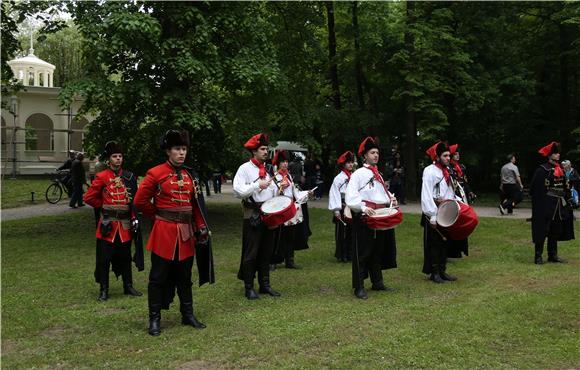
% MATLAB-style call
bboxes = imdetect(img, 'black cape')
[530,162,575,244]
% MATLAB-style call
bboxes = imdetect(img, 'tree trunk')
[404,0,418,200]
[352,1,365,110]
[326,1,341,110]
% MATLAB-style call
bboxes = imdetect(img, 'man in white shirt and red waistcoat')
[345,137,398,300]
[421,141,461,283]
[135,130,214,336]
[84,141,144,302]
[233,133,281,300]
[328,151,355,263]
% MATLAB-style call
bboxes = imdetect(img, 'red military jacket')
[134,162,206,261]
[84,168,134,243]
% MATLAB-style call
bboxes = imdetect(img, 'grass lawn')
[1,204,579,369]
[1,178,54,209]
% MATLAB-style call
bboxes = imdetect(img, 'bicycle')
[45,170,73,204]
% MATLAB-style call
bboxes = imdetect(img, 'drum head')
[436,201,460,227]
[261,196,292,214]
[371,207,399,218]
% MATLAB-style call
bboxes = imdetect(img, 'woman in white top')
[328,151,355,262]
[270,150,310,269]
[420,141,461,283]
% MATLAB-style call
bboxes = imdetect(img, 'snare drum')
[261,196,297,228]
[284,203,304,226]
[364,207,403,230]
[436,200,478,240]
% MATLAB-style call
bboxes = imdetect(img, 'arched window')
[70,117,88,151]
[1,116,7,152]
[25,113,53,151]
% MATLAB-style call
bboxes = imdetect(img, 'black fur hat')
[162,129,190,149]
[103,141,123,158]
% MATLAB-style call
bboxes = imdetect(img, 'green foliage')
[3,1,579,188]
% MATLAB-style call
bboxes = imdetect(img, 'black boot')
[547,240,564,263]
[259,274,281,297]
[429,265,445,284]
[245,283,259,300]
[148,306,161,336]
[285,259,302,269]
[124,284,143,296]
[354,287,368,299]
[97,284,109,301]
[534,243,544,265]
[180,302,206,329]
[439,265,457,281]
[371,281,395,292]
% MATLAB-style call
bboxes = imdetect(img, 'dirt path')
[2,183,533,222]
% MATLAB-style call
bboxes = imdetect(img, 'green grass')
[1,178,54,209]
[2,204,579,369]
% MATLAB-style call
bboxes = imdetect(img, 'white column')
[49,73,53,87]
[33,69,39,86]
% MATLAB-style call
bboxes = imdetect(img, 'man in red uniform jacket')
[135,129,214,336]
[84,141,143,301]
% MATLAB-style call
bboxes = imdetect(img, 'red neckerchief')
[277,168,290,186]
[250,158,266,179]
[553,162,564,178]
[435,162,450,184]
[341,168,352,181]
[451,159,463,178]
[365,164,387,190]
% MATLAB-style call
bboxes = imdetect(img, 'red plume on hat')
[244,133,269,151]
[449,144,460,155]
[272,150,289,166]
[357,137,379,156]
[538,141,560,157]
[337,151,354,166]
[426,141,450,161]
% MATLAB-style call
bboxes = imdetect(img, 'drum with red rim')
[261,196,297,229]
[344,205,403,230]
[284,203,303,226]
[436,200,478,240]
[364,207,403,230]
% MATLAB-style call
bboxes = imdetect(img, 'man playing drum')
[345,137,399,300]
[421,141,461,284]
[271,150,310,269]
[233,133,281,300]
[328,151,355,263]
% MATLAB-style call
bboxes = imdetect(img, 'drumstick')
[424,214,447,241]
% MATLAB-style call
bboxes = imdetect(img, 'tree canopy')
[2,1,579,195]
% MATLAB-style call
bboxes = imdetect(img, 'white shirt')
[421,163,461,222]
[274,172,309,204]
[328,171,350,211]
[345,165,393,213]
[233,161,277,202]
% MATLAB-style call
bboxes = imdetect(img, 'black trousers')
[238,220,275,286]
[501,184,522,213]
[422,219,448,275]
[334,218,352,261]
[352,216,397,289]
[534,217,562,257]
[148,251,194,311]
[95,236,132,287]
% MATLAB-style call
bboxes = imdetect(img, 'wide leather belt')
[157,207,193,224]
[547,190,565,198]
[102,205,130,220]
